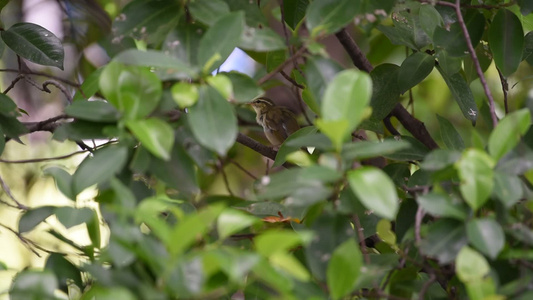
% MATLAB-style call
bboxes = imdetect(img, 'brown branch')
[419,273,437,300]
[453,0,498,126]
[257,46,307,85]
[3,74,25,94]
[0,174,28,210]
[236,133,277,161]
[352,214,371,264]
[335,28,439,150]
[0,150,88,164]
[0,68,81,88]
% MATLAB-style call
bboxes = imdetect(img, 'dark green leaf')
[1,22,64,69]
[467,218,505,259]
[383,136,429,161]
[342,139,411,161]
[9,270,57,300]
[111,0,180,45]
[65,100,120,122]
[420,219,468,264]
[72,68,103,102]
[377,2,430,50]
[274,126,316,167]
[434,10,485,57]
[419,4,443,38]
[398,52,435,94]
[437,66,478,125]
[19,206,56,233]
[347,166,399,220]
[72,146,128,195]
[437,114,465,150]
[0,93,19,117]
[493,172,523,208]
[45,253,83,291]
[52,120,110,141]
[489,9,524,77]
[285,132,332,150]
[0,114,28,141]
[187,85,237,155]
[436,49,462,76]
[305,57,343,112]
[43,167,74,200]
[306,0,359,37]
[188,0,230,26]
[327,239,361,300]
[417,193,468,220]
[198,11,245,73]
[149,141,200,196]
[240,27,286,52]
[369,64,400,121]
[162,22,203,67]
[304,213,354,281]
[464,43,492,83]
[283,0,309,30]
[421,149,462,171]
[55,207,94,229]
[223,71,264,103]
[223,0,268,27]
[518,0,533,15]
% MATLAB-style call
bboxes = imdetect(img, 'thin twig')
[419,273,437,300]
[415,206,424,245]
[229,158,258,180]
[217,159,234,196]
[0,68,81,88]
[0,223,40,257]
[0,150,88,164]
[236,133,277,161]
[43,80,73,103]
[280,70,304,89]
[257,46,307,85]
[497,68,509,114]
[3,74,25,94]
[351,214,370,264]
[454,0,498,126]
[0,174,28,210]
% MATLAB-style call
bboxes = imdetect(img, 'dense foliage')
[1,0,533,299]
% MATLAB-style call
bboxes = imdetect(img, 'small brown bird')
[250,97,300,146]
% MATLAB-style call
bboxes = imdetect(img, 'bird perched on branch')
[250,97,299,146]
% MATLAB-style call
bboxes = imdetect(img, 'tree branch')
[335,28,439,149]
[236,133,278,161]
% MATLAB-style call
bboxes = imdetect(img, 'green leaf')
[493,171,523,208]
[305,57,343,112]
[9,270,58,300]
[55,207,94,229]
[518,0,533,15]
[255,230,311,257]
[306,0,359,37]
[455,149,495,211]
[43,167,74,200]
[347,166,398,220]
[341,139,411,161]
[369,63,400,121]
[420,219,468,264]
[456,246,490,282]
[113,49,198,79]
[162,22,203,67]
[316,119,349,151]
[240,26,286,52]
[274,126,317,167]
[467,218,505,259]
[489,9,525,77]
[321,69,372,142]
[0,93,19,117]
[420,149,462,171]
[79,286,137,300]
[283,0,309,30]
[217,209,260,239]
[419,4,443,38]
[171,82,199,108]
[187,85,237,156]
[65,100,120,122]
[434,10,485,57]
[377,2,430,50]
[436,49,462,76]
[45,253,83,290]
[169,204,225,256]
[198,11,245,73]
[327,239,362,300]
[188,0,230,26]
[72,146,128,195]
[382,136,429,161]
[126,118,174,161]
[488,108,531,161]
[437,66,478,125]
[398,52,435,94]
[73,68,103,102]
[206,74,233,100]
[437,114,465,150]
[149,142,200,196]
[111,0,180,45]
[18,206,56,233]
[417,193,468,220]
[223,71,263,103]
[99,62,162,120]
[1,22,64,69]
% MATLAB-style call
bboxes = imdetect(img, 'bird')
[249,97,300,146]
